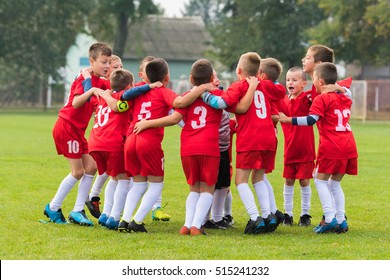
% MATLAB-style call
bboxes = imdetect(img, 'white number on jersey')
[67,140,80,154]
[334,109,352,131]
[93,105,111,128]
[254,90,267,119]
[191,106,207,129]
[138,102,152,120]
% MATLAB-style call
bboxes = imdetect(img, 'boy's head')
[302,44,334,75]
[110,69,134,92]
[286,66,307,96]
[313,62,338,93]
[259,57,283,82]
[145,58,169,84]
[138,56,155,82]
[89,42,112,78]
[236,52,261,79]
[106,55,123,79]
[190,59,214,86]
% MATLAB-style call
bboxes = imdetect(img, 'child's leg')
[329,177,345,223]
[224,188,233,216]
[108,179,130,220]
[263,174,277,214]
[184,190,200,229]
[133,181,164,223]
[211,188,228,222]
[89,172,108,200]
[49,173,78,211]
[314,177,335,223]
[191,183,214,229]
[73,173,94,212]
[236,169,259,221]
[121,181,148,222]
[283,180,295,217]
[102,179,118,215]
[300,179,312,216]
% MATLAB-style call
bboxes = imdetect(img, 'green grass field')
[0,111,389,260]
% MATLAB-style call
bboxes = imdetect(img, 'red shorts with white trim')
[316,158,358,175]
[90,151,125,177]
[52,117,88,159]
[283,161,315,179]
[124,133,164,177]
[236,150,274,171]
[181,155,220,186]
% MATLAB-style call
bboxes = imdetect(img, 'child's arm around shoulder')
[173,83,216,108]
[72,87,101,108]
[235,76,259,114]
[133,111,183,134]
[121,81,163,101]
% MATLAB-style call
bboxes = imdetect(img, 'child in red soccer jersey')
[279,62,358,234]
[44,42,112,226]
[117,58,216,233]
[202,53,286,234]
[278,67,316,227]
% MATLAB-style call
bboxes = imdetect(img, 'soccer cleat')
[264,214,277,233]
[244,216,265,234]
[313,215,325,232]
[85,196,101,219]
[118,219,130,233]
[274,210,285,227]
[190,226,207,236]
[203,220,226,229]
[68,210,93,226]
[283,213,294,226]
[151,207,171,221]
[335,220,349,234]
[128,220,148,233]
[43,204,68,224]
[223,215,234,226]
[105,216,119,230]
[215,219,232,228]
[298,214,312,227]
[98,213,109,226]
[179,226,190,235]
[315,217,338,234]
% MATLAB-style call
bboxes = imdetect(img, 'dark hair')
[89,42,112,60]
[139,56,155,71]
[145,58,169,83]
[308,44,334,63]
[260,58,283,82]
[190,59,213,86]
[313,62,337,85]
[110,69,134,92]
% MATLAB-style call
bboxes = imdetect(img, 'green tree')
[0,0,90,106]
[307,0,390,65]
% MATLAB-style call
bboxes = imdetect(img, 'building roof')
[123,15,212,61]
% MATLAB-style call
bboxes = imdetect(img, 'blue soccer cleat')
[68,210,93,226]
[313,215,325,232]
[335,220,349,233]
[264,214,277,233]
[98,213,109,226]
[315,217,338,234]
[244,216,265,234]
[44,203,68,224]
[105,216,119,230]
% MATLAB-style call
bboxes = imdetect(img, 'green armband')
[117,100,129,112]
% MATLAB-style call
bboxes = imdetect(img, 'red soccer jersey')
[128,87,178,142]
[222,79,285,152]
[279,91,316,164]
[310,92,358,160]
[176,89,224,157]
[59,74,110,131]
[88,91,130,152]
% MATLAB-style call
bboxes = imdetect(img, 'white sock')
[152,193,163,211]
[237,183,259,221]
[89,172,109,199]
[204,208,211,224]
[109,179,130,220]
[133,182,164,223]
[283,184,294,217]
[121,182,148,222]
[329,179,345,224]
[327,179,336,211]
[253,181,271,218]
[184,192,200,228]
[73,174,94,212]
[315,178,335,223]
[128,178,134,191]
[212,188,228,222]
[224,189,233,216]
[300,185,312,216]
[264,174,277,214]
[191,192,214,229]
[50,174,78,211]
[102,179,117,215]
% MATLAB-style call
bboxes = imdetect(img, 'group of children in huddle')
[43,42,357,236]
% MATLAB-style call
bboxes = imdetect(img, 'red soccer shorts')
[90,151,125,177]
[52,117,88,159]
[236,150,274,171]
[181,155,220,186]
[316,158,358,175]
[283,161,315,179]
